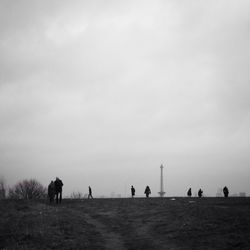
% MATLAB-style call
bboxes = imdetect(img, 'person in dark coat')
[131,185,135,198]
[198,188,203,198]
[144,186,151,198]
[88,186,93,199]
[54,177,63,204]
[48,181,55,203]
[223,186,229,197]
[187,188,192,197]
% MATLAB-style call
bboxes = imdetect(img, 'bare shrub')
[8,179,46,199]
[0,176,6,199]
[70,191,83,199]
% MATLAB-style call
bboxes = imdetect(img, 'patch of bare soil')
[84,213,126,250]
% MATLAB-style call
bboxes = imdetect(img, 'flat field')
[0,197,250,249]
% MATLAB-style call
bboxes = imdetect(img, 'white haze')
[1,0,250,197]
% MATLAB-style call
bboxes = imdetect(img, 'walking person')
[48,180,55,203]
[187,188,192,197]
[54,177,63,204]
[131,185,135,198]
[88,186,93,199]
[144,186,151,198]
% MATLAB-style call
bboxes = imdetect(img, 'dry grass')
[0,197,250,249]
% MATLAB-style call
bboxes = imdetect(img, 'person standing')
[131,185,135,198]
[187,188,192,197]
[54,177,63,204]
[223,186,229,197]
[48,181,55,203]
[88,186,93,199]
[144,186,151,198]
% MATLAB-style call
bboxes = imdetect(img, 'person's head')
[56,177,59,180]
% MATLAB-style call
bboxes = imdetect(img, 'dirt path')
[83,213,126,250]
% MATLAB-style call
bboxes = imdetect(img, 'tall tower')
[158,164,166,197]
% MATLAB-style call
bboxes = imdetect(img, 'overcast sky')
[1,0,250,197]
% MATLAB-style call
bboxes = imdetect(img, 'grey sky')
[1,0,250,197]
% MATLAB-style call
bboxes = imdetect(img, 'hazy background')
[1,0,250,197]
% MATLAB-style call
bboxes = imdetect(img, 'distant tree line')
[0,177,46,200]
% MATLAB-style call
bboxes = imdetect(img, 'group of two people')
[187,186,229,198]
[131,185,151,198]
[187,188,203,198]
[48,177,64,204]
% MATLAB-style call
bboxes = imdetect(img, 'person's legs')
[56,192,59,204]
[59,191,62,203]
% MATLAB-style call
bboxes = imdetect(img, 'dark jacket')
[144,186,151,194]
[48,182,55,197]
[131,187,135,195]
[54,179,63,192]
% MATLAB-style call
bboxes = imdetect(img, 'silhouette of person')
[144,186,151,198]
[131,185,135,198]
[223,186,229,198]
[198,188,203,198]
[88,186,93,199]
[187,188,192,197]
[54,177,63,204]
[48,181,55,203]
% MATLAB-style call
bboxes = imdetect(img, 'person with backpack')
[198,188,203,198]
[144,186,151,198]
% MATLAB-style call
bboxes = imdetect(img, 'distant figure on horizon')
[187,188,192,197]
[54,177,63,204]
[48,180,55,203]
[144,186,151,198]
[223,186,229,198]
[88,186,93,199]
[131,185,135,198]
[198,188,203,198]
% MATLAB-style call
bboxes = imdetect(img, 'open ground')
[0,197,250,249]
